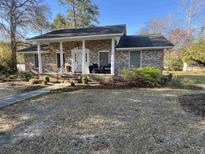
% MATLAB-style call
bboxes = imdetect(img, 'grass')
[1,88,205,153]
[165,71,205,86]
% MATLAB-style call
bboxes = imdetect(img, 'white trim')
[111,38,115,75]
[82,40,85,74]
[17,51,48,54]
[28,33,123,42]
[116,46,173,51]
[98,50,109,67]
[37,43,42,74]
[60,41,64,73]
[129,51,142,69]
[71,47,90,74]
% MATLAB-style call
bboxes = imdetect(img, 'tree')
[77,0,99,28]
[0,0,50,72]
[182,39,205,66]
[51,14,68,29]
[56,0,99,29]
[169,28,190,49]
[139,16,175,36]
[180,0,205,41]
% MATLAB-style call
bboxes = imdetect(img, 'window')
[34,54,39,68]
[99,51,109,67]
[130,51,141,68]
[57,53,65,68]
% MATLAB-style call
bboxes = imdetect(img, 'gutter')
[17,51,49,54]
[116,46,173,51]
[27,33,124,42]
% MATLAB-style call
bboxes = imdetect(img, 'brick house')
[18,25,173,76]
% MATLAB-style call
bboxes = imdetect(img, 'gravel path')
[0,88,205,153]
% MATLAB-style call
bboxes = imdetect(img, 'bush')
[29,79,40,84]
[171,59,183,71]
[17,71,34,81]
[44,76,50,82]
[121,67,161,81]
[79,75,89,84]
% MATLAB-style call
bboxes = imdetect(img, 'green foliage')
[51,14,68,29]
[164,50,183,71]
[17,71,34,81]
[182,39,205,66]
[171,58,183,71]
[79,75,89,84]
[54,0,99,29]
[44,76,50,82]
[121,67,161,81]
[0,43,12,72]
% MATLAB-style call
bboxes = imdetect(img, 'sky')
[45,0,183,35]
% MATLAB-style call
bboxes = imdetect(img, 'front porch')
[36,39,116,76]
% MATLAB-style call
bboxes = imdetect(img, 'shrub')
[121,67,161,81]
[70,81,76,87]
[44,76,50,82]
[29,79,40,84]
[171,59,183,71]
[17,71,34,81]
[79,75,89,84]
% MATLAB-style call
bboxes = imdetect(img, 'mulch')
[178,94,205,119]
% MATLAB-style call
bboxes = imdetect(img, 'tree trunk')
[193,59,205,67]
[10,16,17,72]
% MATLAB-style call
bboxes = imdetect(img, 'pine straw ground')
[0,88,205,153]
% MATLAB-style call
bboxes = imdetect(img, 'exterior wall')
[115,50,129,74]
[24,39,112,74]
[115,50,164,74]
[141,50,164,71]
[24,40,164,75]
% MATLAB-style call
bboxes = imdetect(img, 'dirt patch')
[1,88,205,153]
[178,94,205,119]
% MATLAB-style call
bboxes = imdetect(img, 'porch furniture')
[89,64,111,74]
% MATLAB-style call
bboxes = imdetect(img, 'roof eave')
[116,46,174,51]
[17,51,49,54]
[27,33,124,42]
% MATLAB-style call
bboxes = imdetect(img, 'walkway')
[0,84,68,108]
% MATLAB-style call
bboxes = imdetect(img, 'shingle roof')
[28,25,126,41]
[117,34,173,48]
[18,44,49,52]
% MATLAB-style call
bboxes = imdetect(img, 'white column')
[37,43,42,74]
[111,38,115,75]
[60,41,64,74]
[82,40,85,74]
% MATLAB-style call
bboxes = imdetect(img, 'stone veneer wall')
[115,50,164,74]
[115,50,129,74]
[24,40,164,75]
[24,39,112,74]
[141,50,164,71]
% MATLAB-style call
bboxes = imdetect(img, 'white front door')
[71,48,89,74]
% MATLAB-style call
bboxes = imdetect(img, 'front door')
[72,49,82,73]
[71,48,89,73]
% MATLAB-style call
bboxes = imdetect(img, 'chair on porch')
[89,64,111,74]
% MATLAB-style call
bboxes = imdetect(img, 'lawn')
[169,71,205,86]
[1,88,205,153]
[0,81,48,99]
